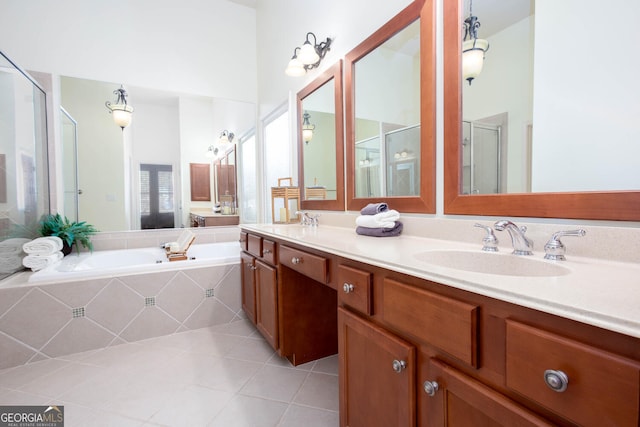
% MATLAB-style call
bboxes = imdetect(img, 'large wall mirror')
[345,0,435,213]
[444,0,640,220]
[297,61,344,211]
[60,76,255,231]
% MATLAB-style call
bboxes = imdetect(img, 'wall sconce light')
[462,0,489,85]
[205,145,219,158]
[285,32,333,77]
[216,130,235,154]
[105,85,134,129]
[302,111,315,144]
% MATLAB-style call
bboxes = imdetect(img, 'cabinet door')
[422,358,553,427]
[338,307,416,427]
[256,259,278,350]
[189,163,211,201]
[240,252,256,324]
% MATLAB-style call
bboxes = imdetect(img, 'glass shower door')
[61,107,79,222]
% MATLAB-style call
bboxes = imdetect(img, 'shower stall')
[461,120,502,194]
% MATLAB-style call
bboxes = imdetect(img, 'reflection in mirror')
[297,61,344,211]
[354,20,420,199]
[0,51,50,280]
[60,76,255,231]
[346,0,435,213]
[61,107,79,222]
[444,0,640,220]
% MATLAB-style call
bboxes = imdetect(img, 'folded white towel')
[0,254,25,274]
[0,238,30,255]
[23,236,64,255]
[22,252,64,272]
[355,209,401,229]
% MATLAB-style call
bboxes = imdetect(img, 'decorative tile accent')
[0,261,241,370]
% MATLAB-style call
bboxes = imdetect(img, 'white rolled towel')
[23,236,64,255]
[0,238,31,255]
[355,209,401,229]
[22,252,64,272]
[0,254,25,274]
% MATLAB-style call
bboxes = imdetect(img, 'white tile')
[293,372,339,412]
[208,395,288,427]
[118,306,180,342]
[225,336,276,363]
[240,364,308,403]
[156,274,204,322]
[312,354,339,375]
[149,384,233,427]
[87,280,144,334]
[279,404,339,427]
[0,358,70,389]
[194,358,263,393]
[40,317,117,358]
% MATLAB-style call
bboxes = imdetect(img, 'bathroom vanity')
[240,225,640,427]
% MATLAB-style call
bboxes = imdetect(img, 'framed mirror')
[444,0,640,220]
[345,0,435,213]
[297,60,344,211]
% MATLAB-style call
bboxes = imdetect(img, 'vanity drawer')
[279,245,328,283]
[247,233,262,258]
[239,231,248,251]
[382,278,479,367]
[506,320,640,427]
[261,239,277,265]
[337,265,372,315]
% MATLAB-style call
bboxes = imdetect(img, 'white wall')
[531,0,640,191]
[0,0,257,103]
[255,0,413,118]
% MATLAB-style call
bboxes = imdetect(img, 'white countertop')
[243,223,640,339]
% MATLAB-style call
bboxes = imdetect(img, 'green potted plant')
[38,214,98,255]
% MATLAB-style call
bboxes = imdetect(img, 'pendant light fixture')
[301,111,315,144]
[105,85,134,129]
[462,0,489,85]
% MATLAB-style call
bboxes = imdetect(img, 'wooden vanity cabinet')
[240,233,279,350]
[335,258,640,427]
[338,307,416,427]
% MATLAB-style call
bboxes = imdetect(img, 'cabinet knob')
[263,249,272,255]
[544,369,569,392]
[423,380,439,397]
[248,265,257,271]
[392,359,407,373]
[343,283,355,293]
[291,257,302,264]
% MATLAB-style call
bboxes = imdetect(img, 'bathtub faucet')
[494,220,533,256]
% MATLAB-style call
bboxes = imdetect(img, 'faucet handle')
[544,229,586,261]
[474,223,499,252]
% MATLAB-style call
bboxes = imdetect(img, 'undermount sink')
[413,250,571,277]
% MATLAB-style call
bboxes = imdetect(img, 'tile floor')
[0,319,339,426]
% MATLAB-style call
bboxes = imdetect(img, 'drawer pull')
[544,369,569,392]
[392,359,407,373]
[250,265,257,271]
[263,249,272,255]
[343,283,355,293]
[423,380,439,397]
[291,257,302,264]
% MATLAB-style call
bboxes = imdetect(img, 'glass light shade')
[110,105,133,129]
[298,42,320,65]
[285,57,306,76]
[205,146,217,158]
[302,128,314,142]
[462,39,489,84]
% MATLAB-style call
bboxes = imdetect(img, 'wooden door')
[422,358,553,426]
[338,307,416,427]
[240,252,256,324]
[255,259,278,350]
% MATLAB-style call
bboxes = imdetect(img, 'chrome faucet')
[294,211,320,226]
[494,220,534,255]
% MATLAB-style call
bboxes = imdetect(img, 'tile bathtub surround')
[0,263,241,370]
[88,226,241,252]
[0,320,339,427]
